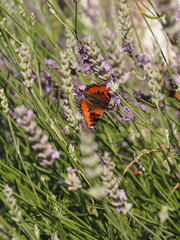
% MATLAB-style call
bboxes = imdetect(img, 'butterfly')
[79,84,111,128]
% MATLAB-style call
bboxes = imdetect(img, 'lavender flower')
[122,106,130,114]
[79,36,115,82]
[144,63,165,105]
[101,154,132,214]
[135,53,150,70]
[118,0,134,46]
[121,116,132,123]
[0,88,9,113]
[122,42,150,71]
[15,105,60,166]
[65,26,78,71]
[102,165,131,214]
[121,106,134,122]
[17,43,34,88]
[63,99,81,131]
[79,0,99,27]
[65,167,82,191]
[60,50,73,93]
[51,232,60,240]
[3,184,22,224]
[80,129,106,198]
[108,94,121,109]
[80,129,103,178]
[72,84,86,100]
[103,28,124,75]
[44,59,60,70]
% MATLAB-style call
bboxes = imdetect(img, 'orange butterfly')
[79,84,111,128]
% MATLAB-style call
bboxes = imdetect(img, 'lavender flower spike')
[65,167,82,191]
[15,105,60,166]
[79,36,115,82]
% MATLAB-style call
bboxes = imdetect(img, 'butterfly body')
[79,84,111,128]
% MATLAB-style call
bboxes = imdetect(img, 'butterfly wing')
[79,84,111,128]
[79,99,103,128]
[85,84,111,105]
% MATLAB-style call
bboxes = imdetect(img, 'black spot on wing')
[93,118,100,123]
[107,92,111,98]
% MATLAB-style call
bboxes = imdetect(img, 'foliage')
[0,0,179,239]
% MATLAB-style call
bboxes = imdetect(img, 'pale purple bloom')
[172,146,179,155]
[82,53,89,61]
[73,84,86,99]
[40,159,55,166]
[15,105,60,166]
[109,95,121,108]
[58,179,68,186]
[122,42,133,54]
[67,167,76,174]
[11,91,18,99]
[122,42,150,70]
[117,190,127,201]
[44,59,59,70]
[51,150,60,159]
[133,90,142,99]
[172,75,180,85]
[139,104,147,112]
[65,167,82,191]
[45,85,52,94]
[79,37,115,82]
[121,116,132,122]
[174,8,180,21]
[122,106,131,114]
[135,53,150,69]
[116,206,123,213]
[176,173,180,178]
[103,62,111,72]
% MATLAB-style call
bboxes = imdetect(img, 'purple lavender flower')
[122,42,150,70]
[172,75,180,85]
[44,59,60,70]
[109,95,121,109]
[58,178,68,186]
[78,47,90,63]
[135,53,150,69]
[133,90,142,99]
[139,103,148,112]
[174,8,180,21]
[122,106,131,114]
[122,42,133,55]
[117,190,127,201]
[15,105,60,166]
[79,36,115,82]
[172,146,179,155]
[51,149,61,159]
[72,83,86,100]
[65,167,82,191]
[176,173,180,178]
[121,116,132,122]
